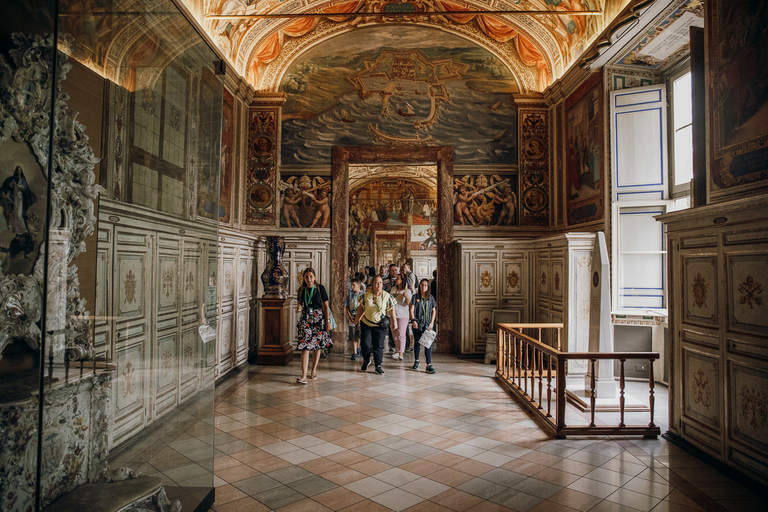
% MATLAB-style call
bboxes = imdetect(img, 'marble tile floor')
[111,354,766,512]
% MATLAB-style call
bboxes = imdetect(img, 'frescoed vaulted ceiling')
[183,0,633,92]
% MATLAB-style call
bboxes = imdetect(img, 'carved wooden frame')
[330,146,455,352]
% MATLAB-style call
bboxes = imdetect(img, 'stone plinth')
[257,298,293,365]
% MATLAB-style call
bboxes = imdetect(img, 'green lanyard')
[421,298,428,324]
[304,286,316,308]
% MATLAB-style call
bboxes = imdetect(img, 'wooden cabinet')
[282,237,331,347]
[454,234,594,357]
[659,195,768,485]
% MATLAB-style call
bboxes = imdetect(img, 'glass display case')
[0,1,222,511]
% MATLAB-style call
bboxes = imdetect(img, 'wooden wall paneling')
[218,245,236,375]
[180,239,202,400]
[94,226,113,360]
[282,239,331,346]
[112,227,152,445]
[204,243,218,386]
[660,196,768,485]
[154,235,181,419]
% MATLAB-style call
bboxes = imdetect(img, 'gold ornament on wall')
[554,272,560,291]
[162,269,174,297]
[120,361,136,398]
[480,270,492,288]
[507,270,519,289]
[481,317,491,333]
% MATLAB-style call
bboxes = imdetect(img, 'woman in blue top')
[296,267,331,384]
[410,278,437,374]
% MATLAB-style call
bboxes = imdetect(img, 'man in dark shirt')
[430,269,437,297]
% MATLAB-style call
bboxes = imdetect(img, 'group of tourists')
[295,265,437,384]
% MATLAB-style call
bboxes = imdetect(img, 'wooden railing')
[495,323,660,438]
[497,323,563,350]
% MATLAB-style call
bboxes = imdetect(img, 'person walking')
[410,278,437,374]
[355,275,397,375]
[295,267,331,384]
[346,278,364,360]
[390,275,412,361]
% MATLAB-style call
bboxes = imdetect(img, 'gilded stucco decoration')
[124,270,137,304]
[189,0,633,93]
[519,110,550,225]
[481,316,491,334]
[738,275,763,309]
[480,270,492,288]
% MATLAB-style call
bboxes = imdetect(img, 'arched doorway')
[330,146,455,353]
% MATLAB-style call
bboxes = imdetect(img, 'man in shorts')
[346,278,364,360]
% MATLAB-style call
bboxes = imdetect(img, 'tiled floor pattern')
[204,354,764,512]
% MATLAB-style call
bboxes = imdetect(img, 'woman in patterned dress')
[296,267,331,384]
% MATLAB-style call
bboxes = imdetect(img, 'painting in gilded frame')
[708,0,768,197]
[565,73,604,226]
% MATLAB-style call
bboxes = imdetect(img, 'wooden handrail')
[495,324,660,439]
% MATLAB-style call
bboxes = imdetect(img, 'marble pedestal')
[257,298,293,365]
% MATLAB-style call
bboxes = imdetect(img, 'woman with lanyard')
[410,278,437,374]
[354,275,398,375]
[296,267,331,384]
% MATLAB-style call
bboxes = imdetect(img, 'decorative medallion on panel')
[552,261,564,297]
[116,344,143,413]
[683,256,718,327]
[222,259,235,299]
[475,307,494,344]
[221,315,233,355]
[183,257,199,308]
[159,257,178,310]
[728,254,767,336]
[538,262,549,296]
[239,261,248,296]
[237,313,247,350]
[708,0,768,198]
[503,262,522,295]
[181,329,196,380]
[683,348,720,428]
[117,255,144,318]
[246,108,278,225]
[157,335,176,391]
[731,362,768,450]
[474,261,496,295]
[519,110,549,226]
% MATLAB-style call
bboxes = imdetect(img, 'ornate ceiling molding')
[349,165,438,191]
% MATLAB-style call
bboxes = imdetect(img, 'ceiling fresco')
[191,0,633,92]
[278,25,520,166]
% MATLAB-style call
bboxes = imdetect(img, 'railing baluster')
[648,359,656,428]
[530,347,536,402]
[589,359,597,428]
[619,358,626,428]
[537,349,543,409]
[546,354,552,417]
[556,356,566,434]
[556,328,561,351]
[523,340,528,397]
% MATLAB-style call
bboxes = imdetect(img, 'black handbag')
[378,315,390,330]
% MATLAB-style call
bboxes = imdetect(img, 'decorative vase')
[261,236,289,298]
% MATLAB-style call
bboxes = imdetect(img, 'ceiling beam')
[205,10,602,19]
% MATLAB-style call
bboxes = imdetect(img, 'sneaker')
[361,359,370,371]
[405,347,413,353]
[375,366,384,375]
[426,365,436,374]
[412,361,420,370]
[351,354,357,361]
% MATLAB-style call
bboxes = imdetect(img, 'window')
[129,66,189,216]
[669,69,693,197]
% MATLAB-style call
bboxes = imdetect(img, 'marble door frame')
[330,146,455,353]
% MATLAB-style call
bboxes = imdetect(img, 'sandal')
[311,371,317,379]
[297,378,308,385]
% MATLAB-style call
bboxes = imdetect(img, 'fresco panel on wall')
[279,26,519,166]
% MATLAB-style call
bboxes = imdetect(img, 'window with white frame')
[669,69,693,197]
